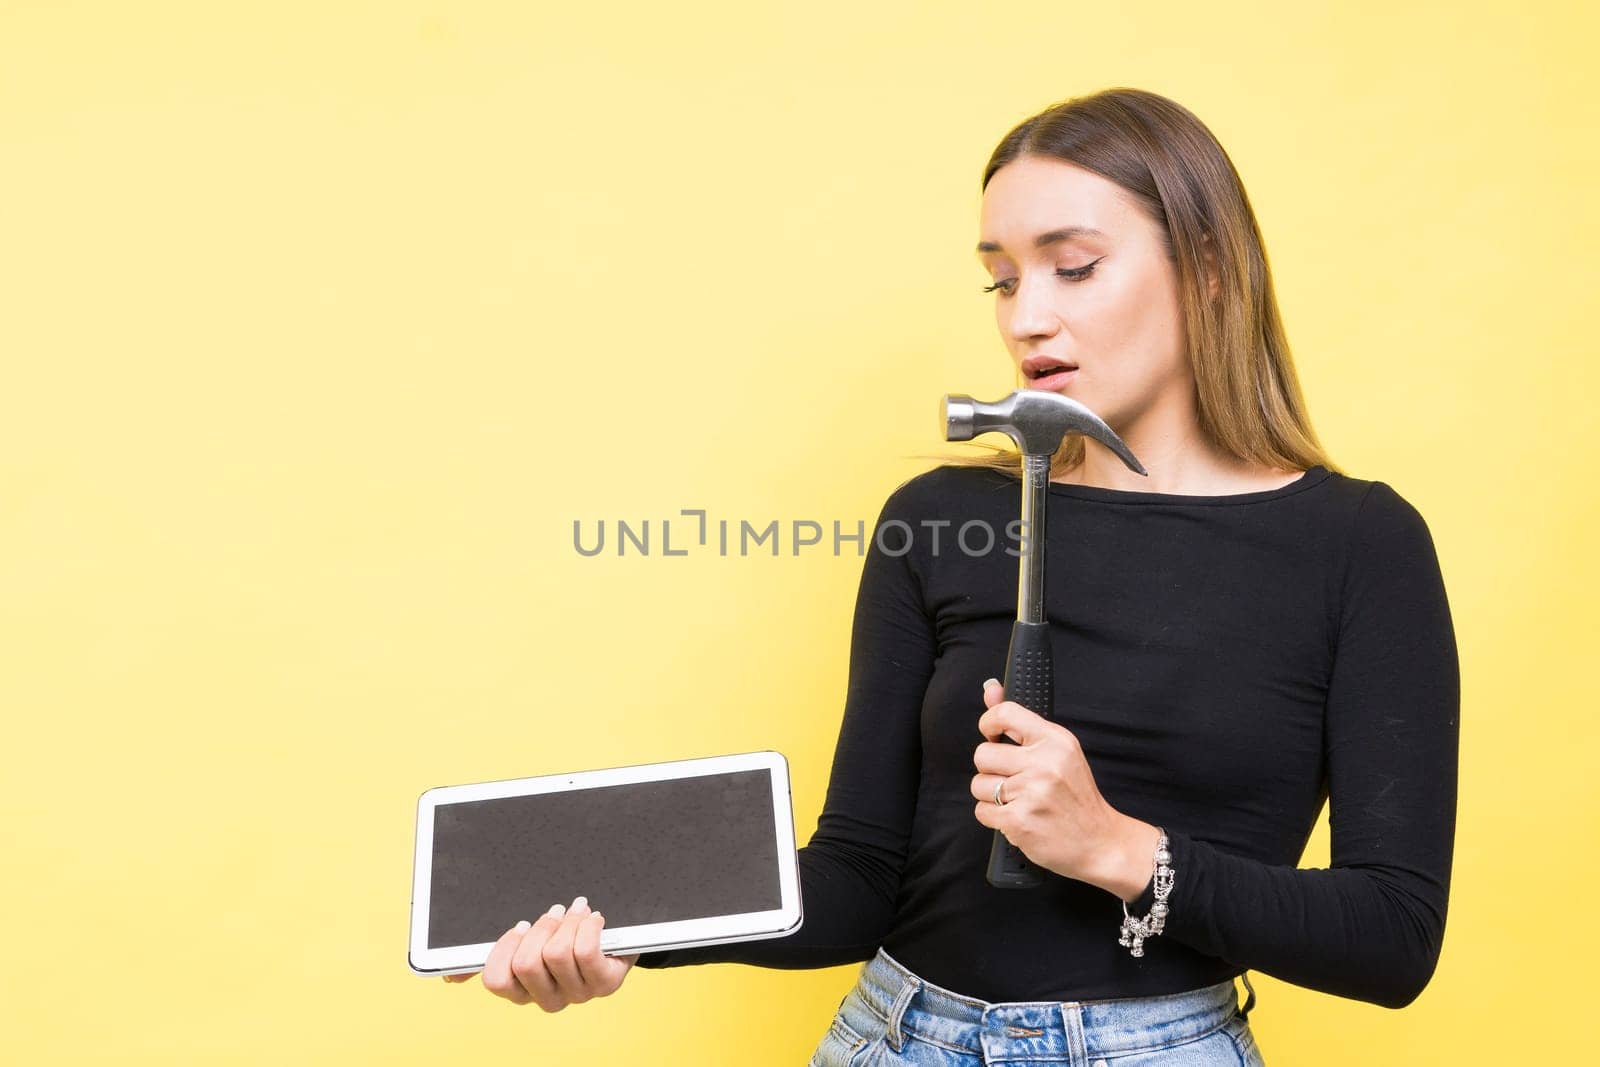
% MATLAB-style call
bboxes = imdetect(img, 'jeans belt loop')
[1239,971,1257,1020]
[884,979,919,1052]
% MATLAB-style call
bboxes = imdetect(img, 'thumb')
[982,677,1004,708]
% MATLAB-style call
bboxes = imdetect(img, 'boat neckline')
[1034,464,1334,506]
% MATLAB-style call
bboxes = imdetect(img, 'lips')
[1025,367,1078,390]
[1022,355,1079,381]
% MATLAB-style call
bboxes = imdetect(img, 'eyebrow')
[976,226,1107,255]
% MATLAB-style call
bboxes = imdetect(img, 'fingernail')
[514,919,531,932]
[983,678,1000,689]
[548,903,566,918]
[572,895,588,911]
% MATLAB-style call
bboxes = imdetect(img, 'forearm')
[635,833,902,970]
[1147,828,1450,1009]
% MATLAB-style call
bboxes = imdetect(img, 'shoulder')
[1324,472,1447,604]
[1298,467,1432,544]
[1339,475,1438,555]
[874,462,1012,523]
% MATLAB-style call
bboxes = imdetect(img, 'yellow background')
[3,1,1595,1062]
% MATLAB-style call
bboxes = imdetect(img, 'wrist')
[1096,814,1164,903]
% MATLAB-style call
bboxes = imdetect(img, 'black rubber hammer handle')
[987,618,1055,886]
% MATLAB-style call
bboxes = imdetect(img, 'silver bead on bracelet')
[1118,827,1173,958]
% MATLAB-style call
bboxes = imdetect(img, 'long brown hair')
[935,87,1337,480]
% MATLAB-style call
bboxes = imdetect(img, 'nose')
[1005,272,1060,344]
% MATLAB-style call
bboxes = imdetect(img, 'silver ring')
[993,779,1006,805]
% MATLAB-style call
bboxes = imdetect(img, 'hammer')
[942,389,1147,889]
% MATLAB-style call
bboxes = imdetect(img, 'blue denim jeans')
[808,947,1265,1066]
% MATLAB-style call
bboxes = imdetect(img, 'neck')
[1058,400,1232,493]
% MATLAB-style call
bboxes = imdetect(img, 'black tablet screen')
[428,768,782,948]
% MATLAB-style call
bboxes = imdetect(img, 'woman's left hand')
[971,678,1157,896]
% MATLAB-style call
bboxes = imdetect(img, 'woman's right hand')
[442,896,641,1011]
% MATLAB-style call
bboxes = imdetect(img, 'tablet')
[408,749,803,976]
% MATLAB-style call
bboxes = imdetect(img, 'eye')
[982,258,1103,295]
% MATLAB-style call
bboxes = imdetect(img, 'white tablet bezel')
[408,749,802,976]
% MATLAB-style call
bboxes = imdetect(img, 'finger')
[573,910,630,994]
[969,772,1013,805]
[541,896,593,1003]
[481,920,535,1004]
[442,971,478,983]
[973,798,997,829]
[982,678,1005,708]
[978,699,1040,745]
[972,738,1029,776]
[509,904,569,1010]
[974,792,1023,838]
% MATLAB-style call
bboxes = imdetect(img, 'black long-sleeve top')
[636,462,1459,1010]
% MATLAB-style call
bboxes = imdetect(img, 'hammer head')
[942,389,1148,475]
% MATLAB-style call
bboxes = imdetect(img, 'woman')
[449,87,1460,1066]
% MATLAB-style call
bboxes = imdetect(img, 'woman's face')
[976,155,1194,432]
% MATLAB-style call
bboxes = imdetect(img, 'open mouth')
[1022,355,1079,381]
[1024,359,1079,387]
[1028,364,1076,380]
